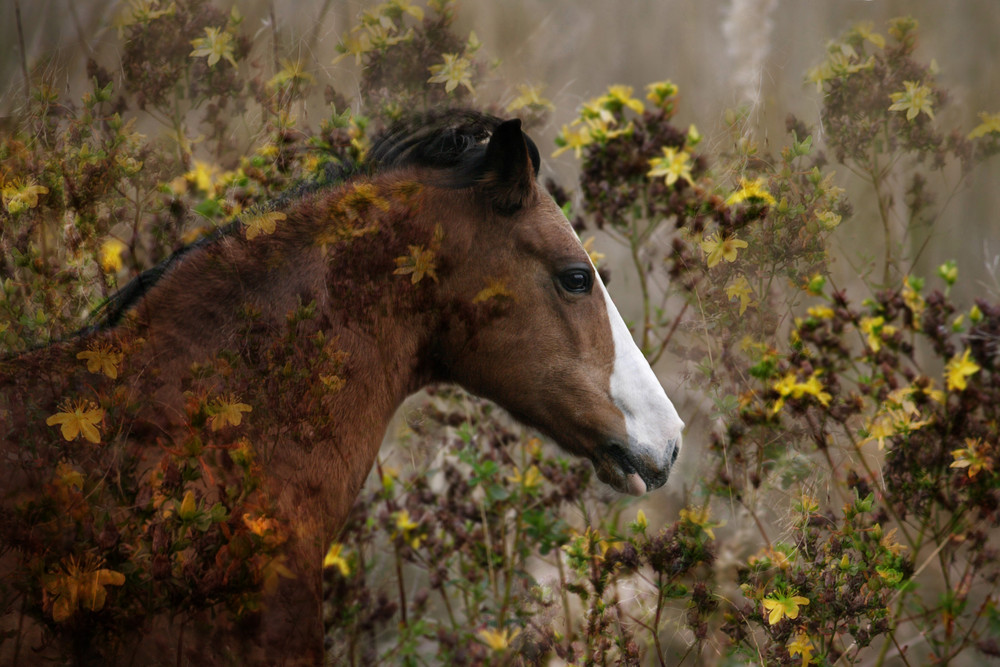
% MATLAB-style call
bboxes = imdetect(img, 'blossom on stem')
[762,591,810,625]
[647,146,693,187]
[46,401,105,443]
[889,81,935,121]
[190,26,238,68]
[945,348,980,391]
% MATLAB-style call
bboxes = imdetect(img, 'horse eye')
[558,268,593,294]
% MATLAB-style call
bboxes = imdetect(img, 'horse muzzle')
[594,436,681,497]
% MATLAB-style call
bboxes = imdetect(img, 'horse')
[0,110,684,664]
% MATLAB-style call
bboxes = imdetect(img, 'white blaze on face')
[596,274,685,494]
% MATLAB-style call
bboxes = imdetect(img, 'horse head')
[416,116,685,495]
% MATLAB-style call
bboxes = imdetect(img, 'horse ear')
[480,118,538,214]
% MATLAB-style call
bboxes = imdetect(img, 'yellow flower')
[209,395,252,431]
[950,438,993,478]
[787,631,816,666]
[805,273,826,295]
[902,276,926,328]
[945,348,980,391]
[395,510,418,532]
[242,513,278,537]
[700,233,748,268]
[862,414,896,450]
[177,489,198,520]
[562,527,619,565]
[771,371,832,414]
[77,344,123,379]
[506,465,543,491]
[116,0,177,34]
[805,62,833,93]
[678,505,718,540]
[190,26,238,68]
[46,400,104,443]
[816,210,841,230]
[725,275,754,315]
[428,53,475,94]
[361,22,414,50]
[2,178,49,214]
[583,117,633,144]
[647,146,693,187]
[98,239,126,274]
[43,557,125,622]
[860,387,933,450]
[876,565,903,585]
[579,98,615,125]
[645,80,679,108]
[603,85,645,114]
[333,31,373,65]
[242,210,286,240]
[394,245,438,284]
[937,259,958,286]
[889,81,935,121]
[797,493,820,514]
[859,316,896,353]
[634,509,648,532]
[386,0,425,20]
[762,591,810,625]
[185,160,218,194]
[392,510,422,548]
[582,236,605,267]
[116,153,144,175]
[852,21,885,49]
[380,466,399,491]
[323,542,352,576]
[726,177,776,206]
[477,627,520,651]
[552,123,595,158]
[267,58,314,90]
[968,111,1000,140]
[506,84,554,113]
[54,460,85,491]
[687,124,702,146]
[465,29,481,54]
[801,374,832,405]
[338,182,391,221]
[807,306,834,319]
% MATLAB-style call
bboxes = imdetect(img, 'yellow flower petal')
[46,401,104,443]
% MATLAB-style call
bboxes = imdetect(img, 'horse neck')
[310,309,431,531]
[131,186,444,543]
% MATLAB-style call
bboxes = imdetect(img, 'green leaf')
[194,198,223,219]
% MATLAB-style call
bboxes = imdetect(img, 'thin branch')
[14,0,30,107]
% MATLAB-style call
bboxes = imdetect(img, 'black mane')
[367,109,540,182]
[86,109,538,332]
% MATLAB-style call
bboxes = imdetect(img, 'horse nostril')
[669,440,680,466]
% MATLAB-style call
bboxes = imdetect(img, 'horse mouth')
[592,442,669,497]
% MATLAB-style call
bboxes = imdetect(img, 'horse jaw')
[597,276,684,495]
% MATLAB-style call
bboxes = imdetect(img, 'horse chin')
[589,440,675,497]
[593,457,648,497]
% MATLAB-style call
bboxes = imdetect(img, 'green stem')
[651,573,668,667]
[394,545,408,628]
[555,552,574,649]
[629,222,652,353]
[649,301,689,367]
